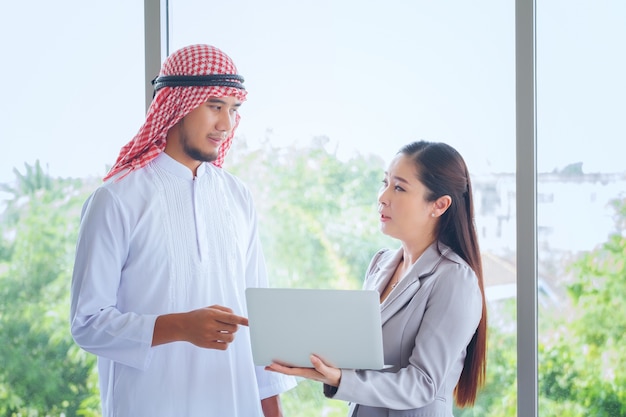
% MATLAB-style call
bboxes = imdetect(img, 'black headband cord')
[152,74,246,92]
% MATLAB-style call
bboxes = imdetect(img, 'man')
[70,44,296,417]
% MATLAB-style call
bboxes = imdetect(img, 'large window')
[536,1,626,416]
[0,2,144,416]
[168,1,517,415]
[1,0,624,416]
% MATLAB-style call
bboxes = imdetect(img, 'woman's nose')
[378,190,389,206]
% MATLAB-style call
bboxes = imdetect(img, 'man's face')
[168,95,241,170]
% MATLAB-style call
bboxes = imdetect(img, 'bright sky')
[1,0,624,185]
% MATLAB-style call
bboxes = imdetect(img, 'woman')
[267,141,487,416]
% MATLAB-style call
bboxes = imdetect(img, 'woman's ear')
[433,195,452,217]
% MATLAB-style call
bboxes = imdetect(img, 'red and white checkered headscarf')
[104,44,247,181]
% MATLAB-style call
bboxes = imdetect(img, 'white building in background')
[474,170,625,255]
[472,170,626,303]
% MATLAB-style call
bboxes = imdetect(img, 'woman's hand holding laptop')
[266,354,342,387]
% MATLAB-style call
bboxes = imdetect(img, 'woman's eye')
[395,185,405,192]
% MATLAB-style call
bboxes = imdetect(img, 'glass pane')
[0,2,144,416]
[171,1,516,415]
[537,1,626,416]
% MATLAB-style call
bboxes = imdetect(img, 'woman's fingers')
[266,355,341,387]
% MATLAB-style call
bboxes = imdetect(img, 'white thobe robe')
[70,152,295,417]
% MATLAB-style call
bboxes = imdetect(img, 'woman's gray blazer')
[326,241,483,417]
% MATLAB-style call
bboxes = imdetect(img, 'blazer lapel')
[367,249,403,291]
[378,243,451,325]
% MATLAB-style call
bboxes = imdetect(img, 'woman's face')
[377,154,437,243]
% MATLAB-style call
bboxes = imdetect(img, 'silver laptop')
[245,287,385,370]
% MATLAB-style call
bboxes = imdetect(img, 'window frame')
[515,1,538,416]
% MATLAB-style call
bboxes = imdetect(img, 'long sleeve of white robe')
[70,153,296,417]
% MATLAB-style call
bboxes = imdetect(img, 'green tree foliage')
[0,163,99,416]
[454,300,518,417]
[537,197,626,417]
[450,197,626,417]
[228,137,394,290]
[0,160,53,227]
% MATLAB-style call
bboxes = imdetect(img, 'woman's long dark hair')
[399,141,487,407]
